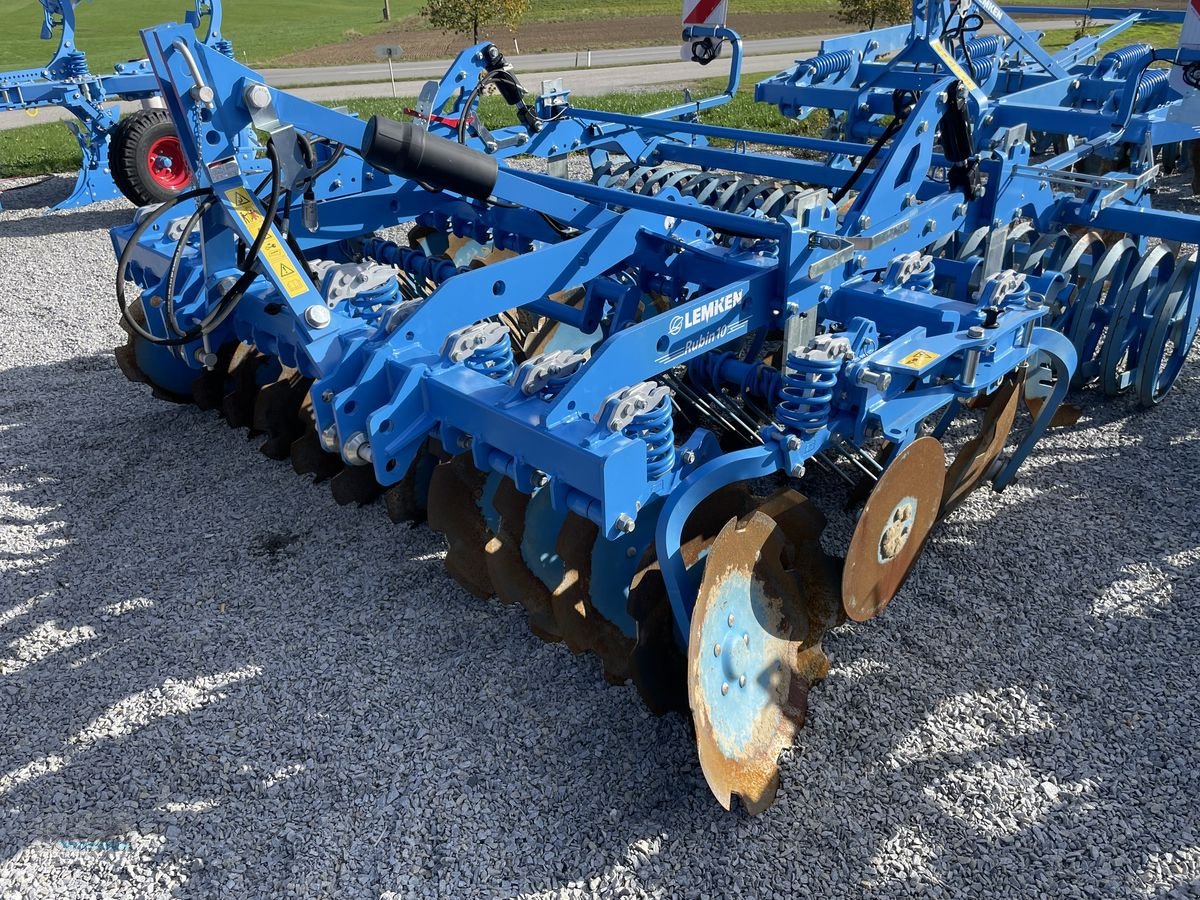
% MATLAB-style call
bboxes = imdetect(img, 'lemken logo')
[673,290,743,336]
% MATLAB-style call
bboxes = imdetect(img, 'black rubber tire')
[110,109,191,207]
[107,114,138,202]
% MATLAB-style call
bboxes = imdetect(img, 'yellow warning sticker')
[224,187,309,298]
[929,39,978,93]
[900,349,940,369]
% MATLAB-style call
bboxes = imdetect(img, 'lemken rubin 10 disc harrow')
[110,0,1200,812]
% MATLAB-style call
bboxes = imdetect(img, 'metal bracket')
[806,220,911,278]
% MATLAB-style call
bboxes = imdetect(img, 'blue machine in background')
[108,1,1200,814]
[0,0,244,209]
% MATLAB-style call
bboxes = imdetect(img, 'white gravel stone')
[1,172,1198,899]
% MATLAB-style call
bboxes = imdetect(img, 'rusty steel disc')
[253,368,311,460]
[485,479,561,640]
[754,488,844,654]
[843,437,945,622]
[688,510,813,815]
[426,455,496,600]
[941,373,1022,517]
[548,514,639,683]
[220,344,271,431]
[382,439,444,525]
[628,484,755,716]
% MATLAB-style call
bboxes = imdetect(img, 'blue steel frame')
[115,5,1199,648]
[0,0,236,210]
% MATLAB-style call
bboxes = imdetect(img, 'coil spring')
[212,39,234,58]
[1099,44,1154,75]
[465,338,515,382]
[776,352,839,434]
[906,261,936,292]
[625,396,676,480]
[965,35,1002,59]
[799,48,856,80]
[1005,277,1031,308]
[969,56,996,84]
[342,281,402,323]
[61,50,89,78]
[1135,69,1170,110]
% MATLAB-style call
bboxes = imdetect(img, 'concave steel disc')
[842,436,945,623]
[941,373,1021,517]
[688,510,812,815]
[485,478,561,639]
[427,455,496,600]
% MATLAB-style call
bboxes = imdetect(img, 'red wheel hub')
[146,136,191,191]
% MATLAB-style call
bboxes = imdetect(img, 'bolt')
[319,425,339,452]
[626,546,637,558]
[457,434,472,450]
[727,614,735,627]
[968,325,985,339]
[616,513,636,534]
[903,194,916,208]
[321,390,334,403]
[721,682,730,696]
[954,203,968,217]
[681,449,696,465]
[244,83,271,110]
[714,643,722,657]
[532,471,549,488]
[859,369,892,391]
[343,432,372,465]
[854,254,868,269]
[193,348,218,368]
[148,295,162,308]
[786,435,801,451]
[304,305,331,328]
[859,214,872,230]
[790,464,806,478]
[191,84,215,106]
[744,633,749,645]
[923,220,937,234]
[330,179,342,190]
[917,121,929,134]
[819,285,833,300]
[739,675,747,688]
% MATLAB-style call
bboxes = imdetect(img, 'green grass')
[1038,21,1180,53]
[0,0,826,72]
[0,0,423,72]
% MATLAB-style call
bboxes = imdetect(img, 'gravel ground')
[1,173,1199,899]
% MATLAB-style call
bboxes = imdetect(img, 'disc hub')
[879,496,917,562]
[696,570,789,760]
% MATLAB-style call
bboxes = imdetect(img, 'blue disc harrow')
[109,2,1200,812]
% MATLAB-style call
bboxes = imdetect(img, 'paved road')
[0,18,1069,131]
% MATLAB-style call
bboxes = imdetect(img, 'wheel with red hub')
[110,109,193,206]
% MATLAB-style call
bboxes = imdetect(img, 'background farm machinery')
[110,0,1200,813]
[0,0,245,209]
